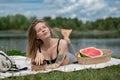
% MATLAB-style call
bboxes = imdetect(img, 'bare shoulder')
[59,39,67,51]
[60,39,67,45]
[52,38,67,45]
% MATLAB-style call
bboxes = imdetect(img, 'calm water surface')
[0,38,120,57]
[72,38,120,56]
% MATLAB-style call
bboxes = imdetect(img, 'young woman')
[27,20,77,70]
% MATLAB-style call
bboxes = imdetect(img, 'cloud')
[56,0,80,14]
[0,2,55,17]
[70,14,77,19]
[99,0,120,19]
[55,0,108,22]
[57,0,106,14]
[0,0,120,22]
[70,0,77,3]
[43,0,67,8]
[0,0,41,3]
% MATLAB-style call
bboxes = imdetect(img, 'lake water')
[0,37,120,57]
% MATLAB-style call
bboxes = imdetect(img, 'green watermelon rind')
[80,53,88,57]
[80,47,103,58]
[76,52,88,57]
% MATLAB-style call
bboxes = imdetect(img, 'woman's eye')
[37,29,41,32]
[43,26,46,28]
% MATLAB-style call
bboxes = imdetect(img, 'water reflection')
[0,38,120,56]
[72,38,120,56]
[0,38,27,52]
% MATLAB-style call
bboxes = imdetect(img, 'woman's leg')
[68,43,75,55]
[61,29,77,63]
[61,29,76,55]
[67,43,77,63]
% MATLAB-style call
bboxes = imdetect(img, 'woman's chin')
[43,35,51,39]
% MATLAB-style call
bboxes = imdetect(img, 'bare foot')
[61,29,72,43]
[61,29,72,38]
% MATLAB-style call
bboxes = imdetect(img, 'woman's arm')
[34,49,45,65]
[46,39,69,69]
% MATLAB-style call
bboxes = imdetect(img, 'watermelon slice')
[80,47,103,58]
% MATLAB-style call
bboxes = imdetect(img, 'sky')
[0,0,120,22]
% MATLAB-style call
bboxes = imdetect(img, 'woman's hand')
[35,52,45,65]
[46,62,60,69]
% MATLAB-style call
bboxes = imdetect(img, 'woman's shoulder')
[60,39,67,44]
[52,38,67,45]
[57,39,67,48]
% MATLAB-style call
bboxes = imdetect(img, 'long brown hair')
[26,20,58,59]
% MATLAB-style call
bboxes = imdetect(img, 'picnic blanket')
[0,56,120,79]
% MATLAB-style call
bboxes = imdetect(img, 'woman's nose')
[42,29,45,32]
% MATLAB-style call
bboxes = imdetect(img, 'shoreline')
[0,30,120,39]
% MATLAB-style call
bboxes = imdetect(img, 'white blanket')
[0,56,120,79]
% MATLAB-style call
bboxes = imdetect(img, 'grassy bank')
[0,30,120,39]
[1,50,120,80]
[70,30,120,38]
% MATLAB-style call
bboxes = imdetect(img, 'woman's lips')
[43,32,48,35]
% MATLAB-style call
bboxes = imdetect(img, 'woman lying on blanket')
[27,20,77,70]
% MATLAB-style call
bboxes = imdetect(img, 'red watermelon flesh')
[80,47,103,58]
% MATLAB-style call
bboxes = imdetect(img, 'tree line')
[0,14,120,31]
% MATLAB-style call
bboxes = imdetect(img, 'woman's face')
[34,22,51,40]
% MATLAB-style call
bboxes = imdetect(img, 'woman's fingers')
[35,57,40,65]
[35,54,45,65]
[38,58,41,65]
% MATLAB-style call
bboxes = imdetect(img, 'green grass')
[2,64,120,80]
[1,50,120,80]
[6,50,26,56]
